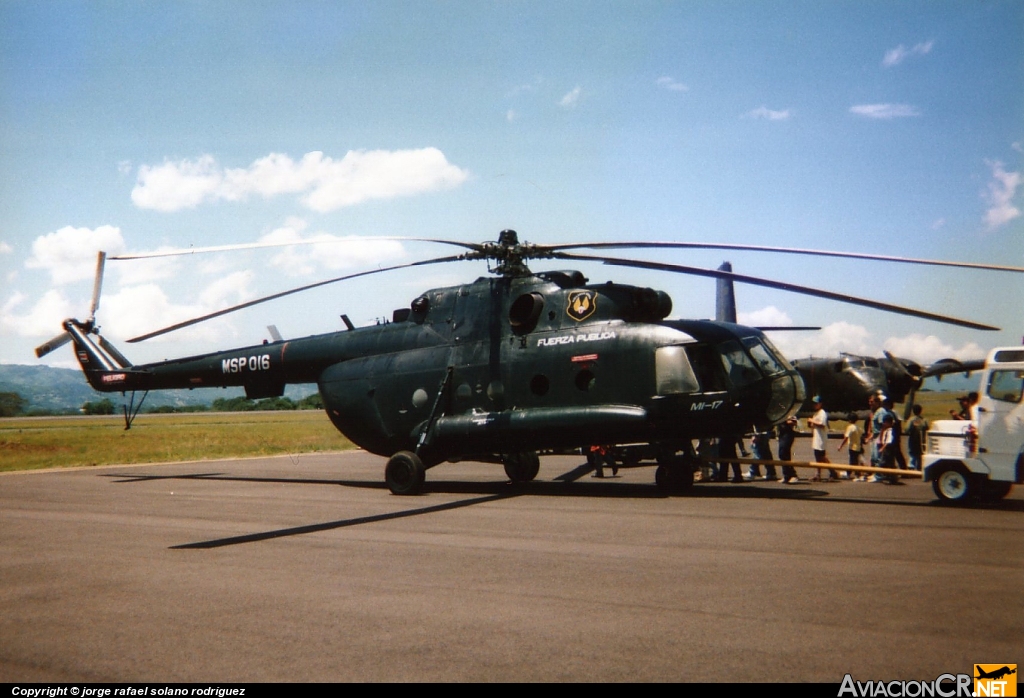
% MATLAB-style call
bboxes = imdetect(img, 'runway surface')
[2,449,1021,682]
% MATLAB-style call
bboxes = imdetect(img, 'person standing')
[905,404,929,471]
[716,435,744,483]
[837,414,863,479]
[875,413,899,484]
[883,397,908,470]
[809,396,838,480]
[868,393,895,483]
[777,416,799,484]
[751,427,777,481]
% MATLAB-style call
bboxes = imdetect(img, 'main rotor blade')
[551,252,1000,331]
[88,251,106,321]
[110,237,482,260]
[126,254,467,343]
[542,241,1024,274]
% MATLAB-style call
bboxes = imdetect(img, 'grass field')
[0,391,973,473]
[0,410,354,473]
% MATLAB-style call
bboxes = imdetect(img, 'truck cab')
[923,347,1024,503]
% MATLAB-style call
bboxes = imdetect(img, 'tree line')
[0,391,324,417]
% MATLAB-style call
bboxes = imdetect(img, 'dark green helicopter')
[35,230,1010,494]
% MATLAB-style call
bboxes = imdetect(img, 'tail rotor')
[34,251,108,359]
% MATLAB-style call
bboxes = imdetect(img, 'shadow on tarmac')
[100,461,1021,550]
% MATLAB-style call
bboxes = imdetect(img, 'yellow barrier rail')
[706,457,923,479]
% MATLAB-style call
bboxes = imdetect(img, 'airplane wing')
[923,358,986,380]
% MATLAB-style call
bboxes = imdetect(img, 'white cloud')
[738,306,793,327]
[506,77,544,98]
[982,160,1021,229]
[559,86,582,108]
[506,109,518,122]
[260,220,406,277]
[882,335,986,365]
[25,226,126,285]
[656,76,688,92]
[0,290,76,338]
[100,283,236,344]
[849,103,921,119]
[767,321,877,361]
[198,271,255,309]
[131,148,470,213]
[110,251,183,286]
[746,106,791,121]
[0,241,13,254]
[131,155,223,211]
[882,40,934,67]
[763,323,988,369]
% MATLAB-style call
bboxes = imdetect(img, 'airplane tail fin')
[716,261,737,323]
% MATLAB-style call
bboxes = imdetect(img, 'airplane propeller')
[899,355,988,419]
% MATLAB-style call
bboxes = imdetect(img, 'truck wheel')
[385,451,426,495]
[979,480,1013,502]
[931,465,974,504]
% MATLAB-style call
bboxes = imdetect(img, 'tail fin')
[716,261,737,323]
[65,320,134,391]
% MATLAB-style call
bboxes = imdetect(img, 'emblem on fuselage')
[566,290,597,322]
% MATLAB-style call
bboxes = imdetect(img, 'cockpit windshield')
[741,336,789,377]
[719,340,762,387]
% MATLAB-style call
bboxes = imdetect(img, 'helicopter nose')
[767,373,803,423]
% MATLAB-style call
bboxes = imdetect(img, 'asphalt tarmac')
[1,448,1021,682]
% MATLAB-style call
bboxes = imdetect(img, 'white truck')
[923,346,1024,503]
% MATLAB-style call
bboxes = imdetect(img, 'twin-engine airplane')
[35,231,1019,494]
[711,264,988,417]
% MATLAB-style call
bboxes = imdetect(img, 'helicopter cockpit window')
[742,337,788,377]
[655,345,700,395]
[986,370,1024,404]
[719,340,761,388]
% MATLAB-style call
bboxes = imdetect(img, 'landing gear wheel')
[655,464,669,489]
[979,480,1013,502]
[503,452,540,483]
[931,465,973,504]
[385,451,426,495]
[655,458,694,493]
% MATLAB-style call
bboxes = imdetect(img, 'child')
[837,415,864,480]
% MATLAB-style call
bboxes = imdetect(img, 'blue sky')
[2,0,1022,371]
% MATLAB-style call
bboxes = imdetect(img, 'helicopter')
[34,230,1017,495]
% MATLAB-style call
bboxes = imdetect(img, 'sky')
[1,0,1022,374]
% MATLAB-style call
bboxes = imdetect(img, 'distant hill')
[0,364,316,414]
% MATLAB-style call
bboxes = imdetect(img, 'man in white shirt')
[809,396,838,480]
